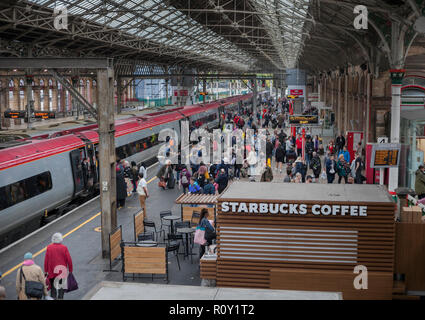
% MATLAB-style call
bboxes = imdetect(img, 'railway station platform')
[0,162,201,300]
[84,282,342,300]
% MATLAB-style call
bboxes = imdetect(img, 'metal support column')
[253,78,258,115]
[344,74,348,135]
[364,73,371,146]
[98,67,117,259]
[203,79,206,103]
[117,77,122,114]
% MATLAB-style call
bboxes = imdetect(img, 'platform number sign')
[377,137,388,144]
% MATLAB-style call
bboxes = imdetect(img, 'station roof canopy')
[0,0,422,74]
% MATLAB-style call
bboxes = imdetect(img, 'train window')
[0,171,52,211]
[115,133,160,160]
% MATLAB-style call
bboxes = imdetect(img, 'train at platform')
[0,93,254,248]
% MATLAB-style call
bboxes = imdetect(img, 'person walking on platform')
[137,172,149,217]
[336,154,349,184]
[336,133,345,154]
[138,161,147,180]
[275,142,285,173]
[44,233,73,300]
[116,165,127,208]
[215,168,229,194]
[180,166,191,194]
[296,134,303,157]
[16,252,48,300]
[156,159,174,190]
[338,146,351,164]
[130,161,139,193]
[198,208,216,258]
[415,165,425,199]
[203,178,216,195]
[325,154,337,184]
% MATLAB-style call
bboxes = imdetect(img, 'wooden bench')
[121,242,168,282]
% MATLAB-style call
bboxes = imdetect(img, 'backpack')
[181,173,189,185]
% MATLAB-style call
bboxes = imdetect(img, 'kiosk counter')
[208,182,396,300]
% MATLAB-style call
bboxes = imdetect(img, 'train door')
[85,143,98,188]
[69,148,85,196]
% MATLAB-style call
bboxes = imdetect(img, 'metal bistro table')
[177,227,195,263]
[162,215,181,234]
[136,240,158,247]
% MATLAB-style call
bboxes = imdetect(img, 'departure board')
[370,143,401,168]
[374,149,399,166]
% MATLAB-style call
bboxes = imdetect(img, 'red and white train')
[0,93,254,248]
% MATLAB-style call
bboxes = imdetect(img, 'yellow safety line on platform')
[2,176,158,278]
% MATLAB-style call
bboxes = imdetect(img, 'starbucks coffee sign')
[220,202,367,217]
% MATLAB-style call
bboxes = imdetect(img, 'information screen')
[34,112,55,119]
[370,143,401,168]
[4,111,26,119]
[289,115,319,125]
[374,149,399,166]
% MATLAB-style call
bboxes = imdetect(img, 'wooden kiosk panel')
[214,182,396,300]
[270,268,393,300]
[395,222,425,291]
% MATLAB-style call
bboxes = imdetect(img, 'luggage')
[167,174,175,189]
[158,180,166,189]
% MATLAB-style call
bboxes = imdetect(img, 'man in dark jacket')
[305,137,315,167]
[266,139,273,166]
[415,165,425,199]
[310,152,322,179]
[203,178,216,195]
[215,169,229,194]
[116,165,127,208]
[336,133,345,154]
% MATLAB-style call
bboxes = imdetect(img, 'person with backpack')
[16,252,48,300]
[310,152,322,180]
[180,167,191,194]
[44,233,73,300]
[203,178,216,195]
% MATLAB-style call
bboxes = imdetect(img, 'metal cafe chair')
[144,220,165,242]
[137,232,154,242]
[190,211,201,228]
[166,233,184,254]
[160,210,172,233]
[166,242,181,271]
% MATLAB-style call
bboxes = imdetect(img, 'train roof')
[0,135,85,171]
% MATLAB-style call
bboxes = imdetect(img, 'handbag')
[20,267,44,299]
[194,228,206,245]
[65,273,78,293]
